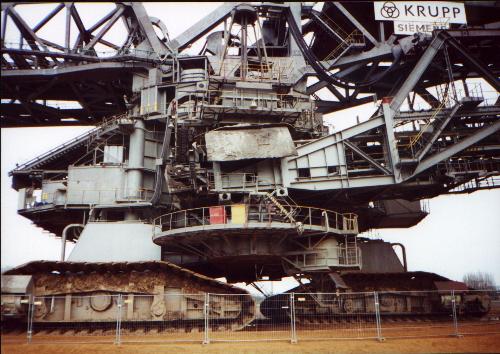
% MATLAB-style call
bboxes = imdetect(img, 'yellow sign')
[231,204,247,224]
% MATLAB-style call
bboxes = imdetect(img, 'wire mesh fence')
[2,289,498,345]
[293,292,379,341]
[28,294,121,344]
[377,290,457,339]
[455,289,500,336]
[207,293,289,342]
[119,293,205,343]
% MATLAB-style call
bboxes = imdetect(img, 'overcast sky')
[1,3,499,292]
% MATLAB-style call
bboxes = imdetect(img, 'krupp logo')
[380,2,400,19]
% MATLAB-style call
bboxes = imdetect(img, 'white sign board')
[374,2,467,24]
[393,21,450,35]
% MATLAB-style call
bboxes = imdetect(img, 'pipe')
[391,243,407,272]
[61,224,84,261]
[125,118,145,220]
[287,8,402,89]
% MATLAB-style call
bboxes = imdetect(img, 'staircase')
[310,11,364,63]
[85,116,126,153]
[264,190,301,226]
[410,96,483,160]
[10,114,126,173]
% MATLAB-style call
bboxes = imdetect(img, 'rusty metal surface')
[4,261,247,295]
[205,126,297,161]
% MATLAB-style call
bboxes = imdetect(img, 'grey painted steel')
[168,3,239,52]
[67,222,161,262]
[1,62,151,77]
[344,140,392,175]
[382,103,401,182]
[333,2,378,46]
[60,224,84,261]
[416,102,463,161]
[444,32,500,91]
[389,35,446,114]
[412,120,500,177]
[126,119,145,206]
[130,3,170,57]
[331,43,393,67]
[0,275,33,294]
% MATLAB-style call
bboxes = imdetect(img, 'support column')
[126,118,145,220]
[382,102,402,182]
[288,2,302,57]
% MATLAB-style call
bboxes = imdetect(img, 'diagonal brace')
[344,140,392,175]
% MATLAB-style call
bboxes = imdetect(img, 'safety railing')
[19,187,155,210]
[175,89,308,120]
[152,204,358,236]
[11,113,127,173]
[215,59,294,82]
[324,30,364,62]
[438,159,498,176]
[447,175,500,194]
[4,289,496,345]
[207,89,302,109]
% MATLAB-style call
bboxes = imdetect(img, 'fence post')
[374,292,384,342]
[26,295,34,344]
[203,293,210,344]
[115,294,122,345]
[451,290,461,337]
[290,293,297,344]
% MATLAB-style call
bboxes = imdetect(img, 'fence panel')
[5,289,500,345]
[293,292,378,340]
[456,289,500,336]
[207,293,290,342]
[119,293,205,343]
[377,290,456,339]
[29,294,120,344]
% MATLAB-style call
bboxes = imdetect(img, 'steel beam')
[130,3,170,57]
[288,116,385,158]
[32,3,65,32]
[389,35,446,114]
[332,2,378,46]
[84,6,125,51]
[288,175,395,190]
[168,2,239,52]
[329,44,393,68]
[344,140,392,175]
[412,120,500,177]
[415,102,463,161]
[443,32,500,91]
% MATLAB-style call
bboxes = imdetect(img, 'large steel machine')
[1,2,499,327]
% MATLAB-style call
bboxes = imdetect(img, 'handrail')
[213,59,294,82]
[401,90,451,149]
[10,113,127,173]
[324,30,364,62]
[152,204,358,236]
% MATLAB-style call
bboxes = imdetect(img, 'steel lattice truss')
[2,2,499,126]
[2,2,500,237]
